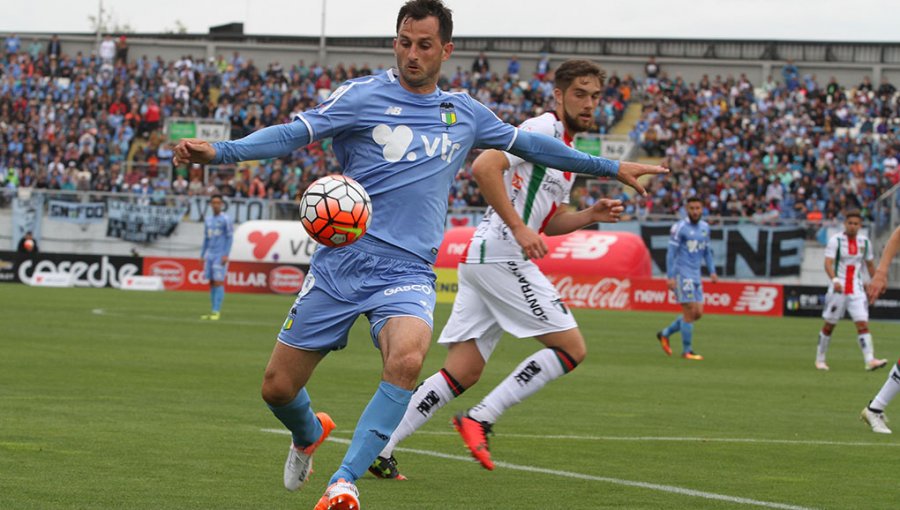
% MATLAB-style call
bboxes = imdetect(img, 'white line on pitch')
[260,429,816,510]
[326,429,898,448]
[91,308,273,326]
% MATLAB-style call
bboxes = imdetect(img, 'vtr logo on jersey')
[372,124,462,163]
[685,239,705,253]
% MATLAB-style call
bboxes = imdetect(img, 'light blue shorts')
[277,236,436,352]
[204,257,228,283]
[674,274,703,303]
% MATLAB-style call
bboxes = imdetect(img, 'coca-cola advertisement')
[545,275,631,310]
[143,257,306,294]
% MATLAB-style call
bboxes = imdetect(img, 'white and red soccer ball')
[299,175,372,247]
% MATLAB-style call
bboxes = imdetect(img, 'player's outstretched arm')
[173,120,312,166]
[507,130,668,195]
[868,226,900,302]
[472,149,548,259]
[543,199,624,236]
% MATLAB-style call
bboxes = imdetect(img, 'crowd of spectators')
[0,35,629,210]
[625,59,900,223]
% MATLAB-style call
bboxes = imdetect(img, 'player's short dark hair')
[554,60,606,92]
[210,194,224,201]
[686,196,703,204]
[844,209,862,220]
[396,0,453,43]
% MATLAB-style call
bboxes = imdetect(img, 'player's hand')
[511,224,547,259]
[710,273,718,284]
[832,281,843,294]
[616,161,668,196]
[868,273,887,303]
[221,255,228,264]
[590,198,624,223]
[667,278,677,291]
[173,138,216,165]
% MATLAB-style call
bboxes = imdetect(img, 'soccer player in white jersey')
[173,1,666,508]
[861,225,900,433]
[815,210,887,371]
[370,59,624,477]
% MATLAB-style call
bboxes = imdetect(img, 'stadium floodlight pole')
[318,0,327,66]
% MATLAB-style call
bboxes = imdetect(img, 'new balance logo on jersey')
[514,360,542,386]
[415,390,441,417]
[384,106,403,115]
[372,124,462,163]
[733,286,778,312]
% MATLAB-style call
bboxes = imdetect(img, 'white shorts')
[437,261,578,361]
[822,291,869,323]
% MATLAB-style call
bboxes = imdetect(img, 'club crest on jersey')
[439,102,457,125]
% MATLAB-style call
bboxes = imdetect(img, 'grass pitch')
[1,285,898,509]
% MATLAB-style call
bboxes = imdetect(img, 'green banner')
[168,122,196,142]
[574,136,601,156]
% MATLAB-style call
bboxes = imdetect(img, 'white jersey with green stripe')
[824,232,873,295]
[463,112,574,264]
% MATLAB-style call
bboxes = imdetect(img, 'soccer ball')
[299,175,372,247]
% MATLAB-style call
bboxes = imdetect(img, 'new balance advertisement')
[783,285,900,320]
[0,251,141,288]
[142,257,306,294]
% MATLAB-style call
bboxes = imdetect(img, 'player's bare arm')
[824,256,842,293]
[868,226,900,302]
[472,149,548,260]
[542,198,624,236]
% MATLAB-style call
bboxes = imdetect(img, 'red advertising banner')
[542,274,783,316]
[435,227,653,278]
[143,257,305,294]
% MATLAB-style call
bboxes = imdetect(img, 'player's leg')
[817,292,845,370]
[657,277,685,355]
[680,277,703,359]
[211,260,227,315]
[328,316,427,487]
[373,340,488,479]
[849,296,887,370]
[454,261,580,469]
[200,258,221,320]
[862,358,900,433]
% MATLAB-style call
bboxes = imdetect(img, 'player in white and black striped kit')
[815,210,887,371]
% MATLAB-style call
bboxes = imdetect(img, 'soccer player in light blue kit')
[200,194,233,320]
[657,196,717,360]
[173,1,666,508]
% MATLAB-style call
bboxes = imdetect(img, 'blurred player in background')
[370,59,623,477]
[815,210,886,371]
[200,194,233,320]
[173,1,665,507]
[656,197,717,360]
[860,225,900,433]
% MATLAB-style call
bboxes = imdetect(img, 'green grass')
[1,285,898,509]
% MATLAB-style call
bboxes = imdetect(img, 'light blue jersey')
[666,218,715,280]
[667,218,715,303]
[212,69,619,263]
[201,212,234,260]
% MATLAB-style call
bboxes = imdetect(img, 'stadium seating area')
[0,41,628,207]
[626,68,900,222]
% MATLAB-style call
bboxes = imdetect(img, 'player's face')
[210,197,224,215]
[844,216,861,236]
[393,16,453,93]
[555,75,602,134]
[687,201,703,223]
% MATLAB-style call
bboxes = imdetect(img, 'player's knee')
[693,310,703,321]
[448,366,481,389]
[385,351,427,387]
[260,374,296,406]
[822,323,835,335]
